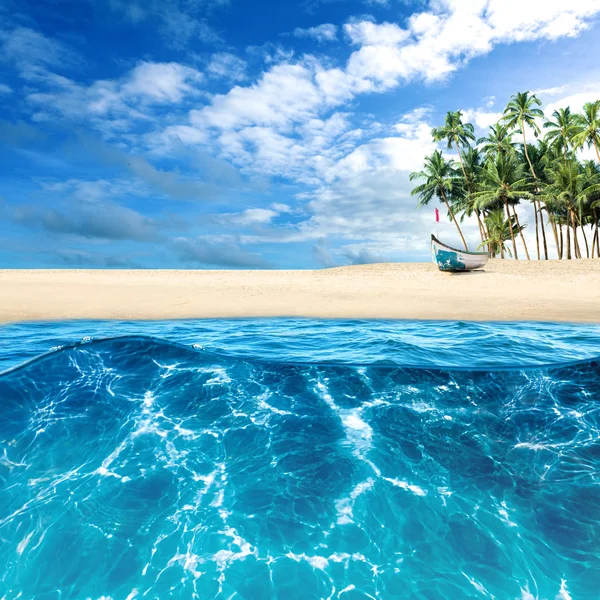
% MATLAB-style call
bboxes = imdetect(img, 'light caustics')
[0,324,599,599]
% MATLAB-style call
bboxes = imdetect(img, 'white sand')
[1,261,599,324]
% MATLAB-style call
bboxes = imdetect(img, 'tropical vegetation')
[411,97,600,259]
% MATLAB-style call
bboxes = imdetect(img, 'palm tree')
[592,198,600,258]
[432,110,476,186]
[503,91,545,177]
[503,92,545,260]
[572,100,600,164]
[456,146,487,245]
[543,107,579,161]
[478,123,517,159]
[478,209,524,258]
[541,159,600,259]
[582,160,600,258]
[519,141,557,259]
[472,154,532,259]
[410,150,469,250]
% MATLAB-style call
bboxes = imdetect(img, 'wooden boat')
[431,235,488,272]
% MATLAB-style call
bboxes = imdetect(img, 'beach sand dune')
[1,261,599,324]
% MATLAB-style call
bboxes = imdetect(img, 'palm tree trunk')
[505,199,518,259]
[452,140,479,250]
[521,121,537,179]
[476,210,486,246]
[441,192,468,251]
[520,123,545,261]
[538,200,549,259]
[454,141,469,184]
[533,200,540,260]
[573,211,590,258]
[483,212,492,258]
[592,208,600,258]
[558,224,563,259]
[548,213,560,259]
[582,226,590,258]
[595,142,600,165]
[565,224,571,260]
[592,218,598,259]
[512,205,530,260]
[571,212,582,258]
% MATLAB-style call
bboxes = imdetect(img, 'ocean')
[1,319,599,599]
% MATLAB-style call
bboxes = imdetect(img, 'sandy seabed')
[1,260,599,324]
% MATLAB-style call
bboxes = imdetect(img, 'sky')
[1,0,600,269]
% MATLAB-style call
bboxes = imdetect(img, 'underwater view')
[1,319,600,599]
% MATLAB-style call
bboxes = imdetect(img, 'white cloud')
[24,61,204,134]
[344,20,409,46]
[193,62,323,131]
[0,27,82,74]
[342,2,600,90]
[545,83,600,114]
[532,85,567,97]
[0,83,12,94]
[7,3,600,263]
[122,62,203,103]
[219,207,279,226]
[207,53,247,81]
[293,23,338,42]
[462,108,503,130]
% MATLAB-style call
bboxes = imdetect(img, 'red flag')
[435,208,440,223]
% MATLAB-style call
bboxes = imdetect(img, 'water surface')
[0,320,599,599]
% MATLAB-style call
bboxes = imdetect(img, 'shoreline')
[1,260,599,324]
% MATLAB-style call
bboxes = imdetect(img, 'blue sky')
[1,0,600,269]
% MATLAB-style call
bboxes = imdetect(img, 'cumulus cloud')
[545,82,600,114]
[211,203,295,228]
[344,20,409,46]
[25,61,204,129]
[340,2,600,91]
[5,2,600,265]
[293,24,338,42]
[207,53,247,81]
[462,108,503,130]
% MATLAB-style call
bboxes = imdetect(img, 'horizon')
[2,0,600,269]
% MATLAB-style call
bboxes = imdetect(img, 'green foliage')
[472,154,531,211]
[409,150,459,207]
[543,107,581,157]
[431,110,476,151]
[477,123,516,159]
[502,91,544,137]
[478,210,523,257]
[572,101,600,161]
[410,91,600,259]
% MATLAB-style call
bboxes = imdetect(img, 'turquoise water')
[1,320,600,599]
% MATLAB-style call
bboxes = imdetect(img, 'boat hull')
[431,235,488,272]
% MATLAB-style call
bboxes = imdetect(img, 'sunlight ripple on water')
[0,319,599,599]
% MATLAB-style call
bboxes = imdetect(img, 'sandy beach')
[0,260,599,324]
